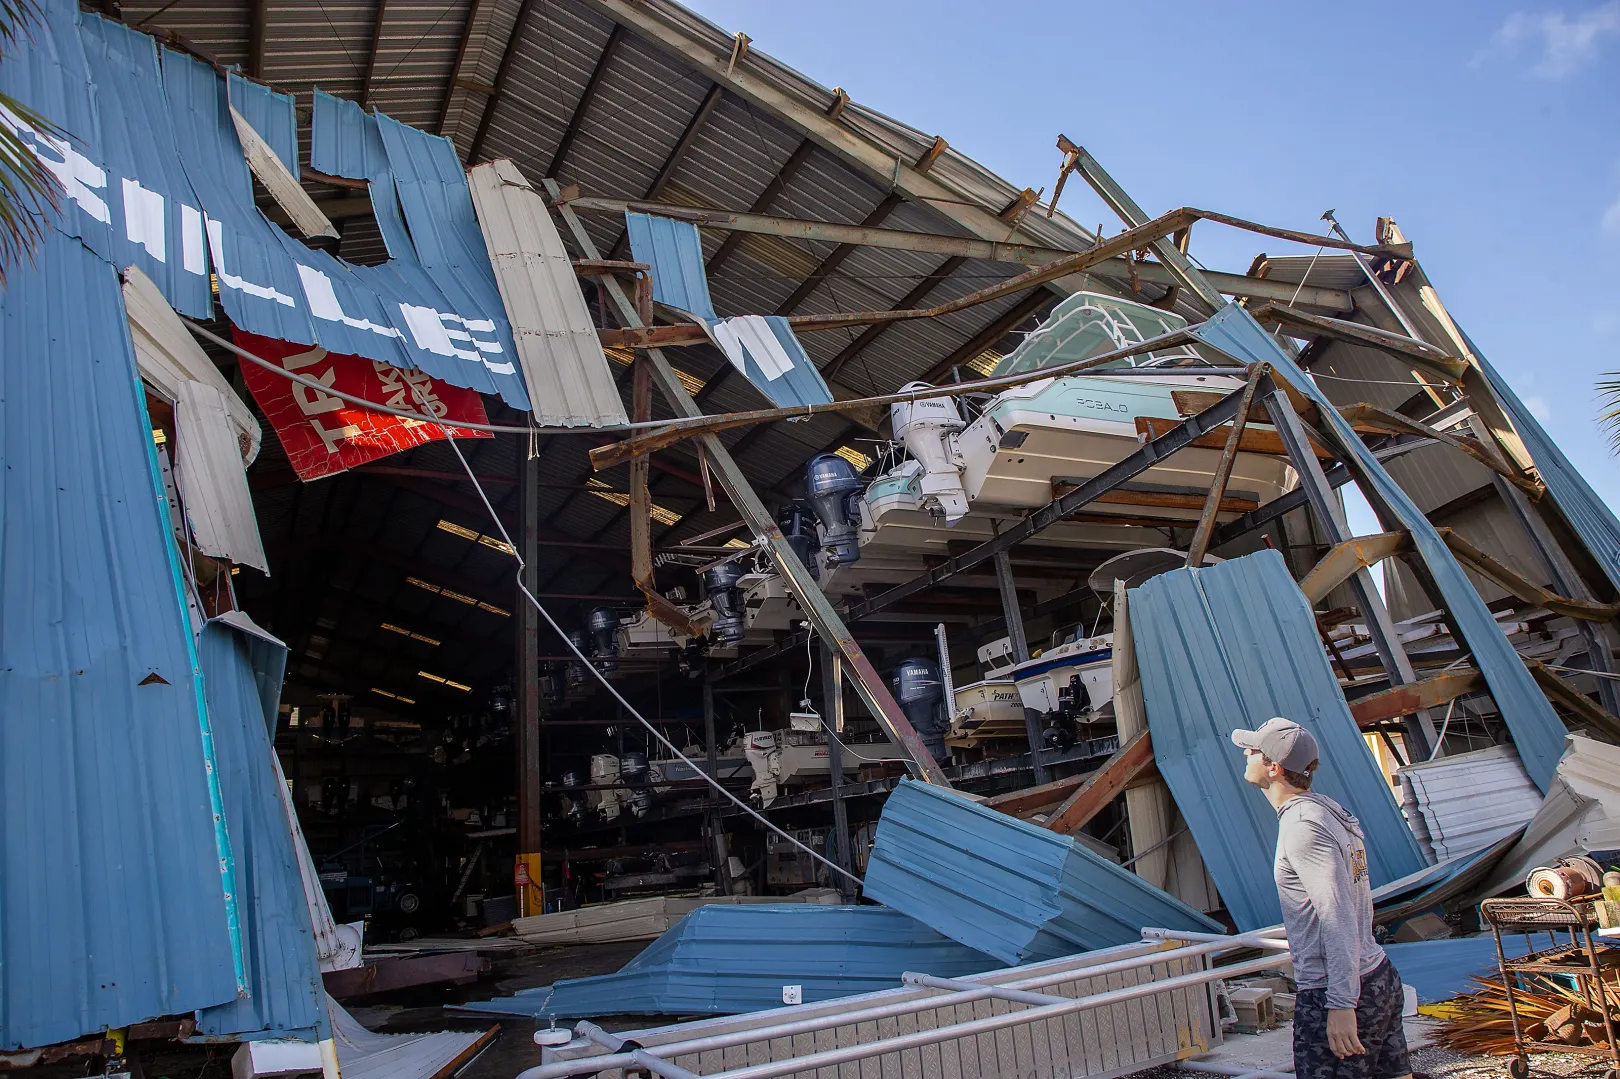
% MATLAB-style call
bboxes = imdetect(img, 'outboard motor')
[804,454,864,566]
[565,630,591,687]
[702,560,749,644]
[619,751,650,787]
[778,504,821,581]
[890,382,969,523]
[589,754,622,821]
[891,656,950,762]
[587,607,622,672]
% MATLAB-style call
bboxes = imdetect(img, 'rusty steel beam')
[1439,528,1620,622]
[248,0,269,78]
[1299,531,1412,605]
[1186,365,1264,567]
[822,255,967,381]
[436,0,484,134]
[1250,302,1467,385]
[360,0,391,107]
[1348,669,1484,729]
[774,193,904,316]
[705,137,818,276]
[546,25,625,178]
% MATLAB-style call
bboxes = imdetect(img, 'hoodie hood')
[1279,791,1364,838]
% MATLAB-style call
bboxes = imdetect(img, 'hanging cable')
[802,627,911,765]
[421,391,864,889]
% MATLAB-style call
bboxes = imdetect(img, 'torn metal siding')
[308,88,415,261]
[1395,745,1541,863]
[1186,305,1568,792]
[1130,549,1428,933]
[195,618,324,1037]
[0,231,241,1049]
[706,315,835,408]
[863,779,1222,966]
[328,996,494,1079]
[455,904,997,1018]
[124,265,262,465]
[175,380,269,573]
[625,211,716,318]
[226,72,299,175]
[467,159,628,427]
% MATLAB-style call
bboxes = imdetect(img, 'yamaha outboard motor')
[804,453,864,566]
[702,560,748,644]
[891,656,949,762]
[565,630,591,687]
[587,607,622,672]
[778,504,821,581]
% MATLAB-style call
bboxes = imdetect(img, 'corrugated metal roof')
[328,995,494,1079]
[468,159,628,427]
[1396,745,1541,863]
[0,229,242,1049]
[1129,548,1429,933]
[1186,305,1569,793]
[625,212,716,319]
[194,617,324,1037]
[226,71,298,175]
[1384,936,1538,1004]
[863,779,1221,966]
[453,904,997,1018]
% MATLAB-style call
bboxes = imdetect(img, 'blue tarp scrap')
[1130,549,1430,933]
[1185,304,1568,792]
[864,778,1222,966]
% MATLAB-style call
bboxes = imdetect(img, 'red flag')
[233,328,492,481]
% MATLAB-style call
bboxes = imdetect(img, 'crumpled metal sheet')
[863,778,1222,966]
[1186,304,1567,792]
[706,314,835,408]
[1129,549,1429,932]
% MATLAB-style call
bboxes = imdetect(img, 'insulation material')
[454,905,997,1019]
[124,265,261,464]
[1396,745,1542,863]
[229,105,336,241]
[706,315,835,408]
[863,779,1222,965]
[194,617,324,1037]
[624,211,716,318]
[328,995,496,1079]
[467,159,627,427]
[1112,581,1218,912]
[1130,549,1429,932]
[1186,304,1568,792]
[232,328,491,481]
[0,230,240,1049]
[174,380,268,572]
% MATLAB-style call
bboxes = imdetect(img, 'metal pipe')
[519,936,1291,1079]
[688,952,1293,1079]
[902,972,1069,1006]
[1141,928,1287,949]
[564,1024,705,1079]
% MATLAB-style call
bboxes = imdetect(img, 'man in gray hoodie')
[1231,717,1410,1079]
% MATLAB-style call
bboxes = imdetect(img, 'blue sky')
[686,0,1620,524]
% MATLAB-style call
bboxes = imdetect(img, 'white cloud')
[1476,1,1620,77]
[1524,395,1553,421]
[1604,191,1620,237]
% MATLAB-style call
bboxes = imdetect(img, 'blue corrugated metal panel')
[863,779,1221,966]
[1384,937,1541,1003]
[195,619,324,1037]
[77,15,213,317]
[707,315,836,408]
[0,0,112,256]
[0,230,242,1049]
[453,905,997,1019]
[625,212,716,319]
[308,90,413,259]
[226,73,297,176]
[1471,337,1620,596]
[1187,305,1566,792]
[1129,549,1429,933]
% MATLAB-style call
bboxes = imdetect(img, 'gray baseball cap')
[1230,717,1320,773]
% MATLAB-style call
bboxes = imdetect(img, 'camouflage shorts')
[1293,958,1410,1079]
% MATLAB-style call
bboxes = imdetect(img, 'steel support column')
[546,179,950,786]
[1263,386,1436,758]
[515,441,544,915]
[994,549,1048,784]
[820,642,856,901]
[703,669,733,894]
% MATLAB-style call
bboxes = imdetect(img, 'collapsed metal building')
[3,0,1620,1071]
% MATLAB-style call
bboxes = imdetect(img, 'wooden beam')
[1348,669,1484,729]
[463,0,536,164]
[1136,416,1333,460]
[546,25,625,178]
[1052,486,1258,514]
[1299,531,1411,604]
[1045,730,1155,835]
[1187,365,1264,566]
[983,770,1090,819]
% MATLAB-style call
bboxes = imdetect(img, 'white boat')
[1004,633,1115,719]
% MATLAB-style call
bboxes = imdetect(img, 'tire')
[1508,1056,1529,1079]
[397,891,421,914]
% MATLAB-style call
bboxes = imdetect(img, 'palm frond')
[0,0,63,284]
[1598,375,1620,455]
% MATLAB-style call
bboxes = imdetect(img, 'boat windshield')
[990,292,1210,377]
